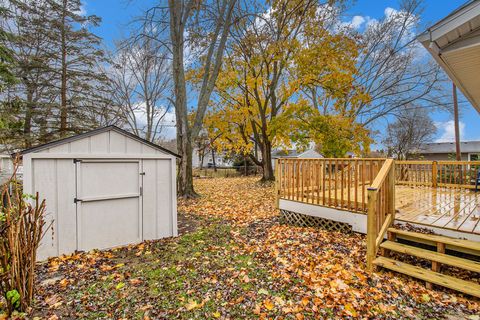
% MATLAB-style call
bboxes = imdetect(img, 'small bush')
[0,164,47,315]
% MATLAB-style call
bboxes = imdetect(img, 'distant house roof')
[417,0,480,113]
[271,149,323,158]
[419,141,480,154]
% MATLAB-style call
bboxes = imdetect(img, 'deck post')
[388,163,395,220]
[432,161,438,188]
[275,158,280,209]
[367,188,378,271]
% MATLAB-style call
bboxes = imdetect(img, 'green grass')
[41,220,278,319]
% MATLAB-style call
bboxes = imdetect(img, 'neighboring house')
[0,154,14,184]
[0,154,13,174]
[272,149,323,159]
[192,147,234,168]
[271,149,323,169]
[415,141,480,161]
[368,150,387,158]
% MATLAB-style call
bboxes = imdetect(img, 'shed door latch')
[74,197,82,203]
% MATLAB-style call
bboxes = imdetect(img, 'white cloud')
[364,16,378,28]
[340,14,378,31]
[435,120,465,142]
[350,16,365,29]
[384,7,397,19]
[131,102,176,140]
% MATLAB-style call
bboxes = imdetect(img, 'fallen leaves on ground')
[28,176,480,319]
[178,177,277,225]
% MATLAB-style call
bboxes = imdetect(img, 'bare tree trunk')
[211,149,217,172]
[59,0,68,137]
[453,82,461,161]
[244,155,247,176]
[199,150,205,169]
[261,141,274,181]
[169,0,196,197]
[168,0,236,197]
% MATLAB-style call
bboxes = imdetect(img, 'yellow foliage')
[205,0,371,157]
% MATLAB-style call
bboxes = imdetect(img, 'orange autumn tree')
[205,0,370,180]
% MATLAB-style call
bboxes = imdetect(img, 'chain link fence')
[193,166,262,178]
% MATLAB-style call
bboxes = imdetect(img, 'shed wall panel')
[55,160,77,256]
[142,160,158,240]
[33,159,59,259]
[89,132,109,153]
[141,144,161,154]
[45,143,69,153]
[156,160,174,238]
[109,130,127,153]
[69,138,90,153]
[33,159,77,260]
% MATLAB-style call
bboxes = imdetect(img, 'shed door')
[75,160,143,251]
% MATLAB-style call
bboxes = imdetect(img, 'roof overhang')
[417,0,480,113]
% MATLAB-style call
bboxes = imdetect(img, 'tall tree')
[383,106,436,160]
[109,36,172,142]
[342,0,444,127]
[0,6,19,149]
[1,0,58,147]
[1,0,112,148]
[47,0,110,137]
[0,7,16,91]
[207,0,370,180]
[143,0,238,197]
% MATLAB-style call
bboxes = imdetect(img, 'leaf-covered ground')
[24,177,480,319]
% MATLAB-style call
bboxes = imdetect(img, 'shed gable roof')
[20,126,180,158]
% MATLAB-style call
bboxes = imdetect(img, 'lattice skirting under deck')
[280,209,352,233]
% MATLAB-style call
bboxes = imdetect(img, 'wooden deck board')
[282,184,480,236]
[395,186,480,235]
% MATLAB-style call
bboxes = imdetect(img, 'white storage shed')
[21,126,179,260]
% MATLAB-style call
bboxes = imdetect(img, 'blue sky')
[84,0,480,143]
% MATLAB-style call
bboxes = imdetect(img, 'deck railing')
[366,159,395,270]
[276,158,385,212]
[396,160,480,189]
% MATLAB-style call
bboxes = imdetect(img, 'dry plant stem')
[0,162,47,314]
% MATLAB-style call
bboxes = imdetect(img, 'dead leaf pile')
[179,177,277,225]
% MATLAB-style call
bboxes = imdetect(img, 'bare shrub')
[0,163,47,314]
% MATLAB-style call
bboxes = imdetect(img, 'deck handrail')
[366,159,395,271]
[369,159,394,190]
[395,160,480,189]
[276,158,385,212]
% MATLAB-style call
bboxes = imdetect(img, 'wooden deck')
[395,186,480,235]
[276,159,480,296]
[280,185,480,235]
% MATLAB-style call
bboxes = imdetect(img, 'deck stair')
[373,228,480,298]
